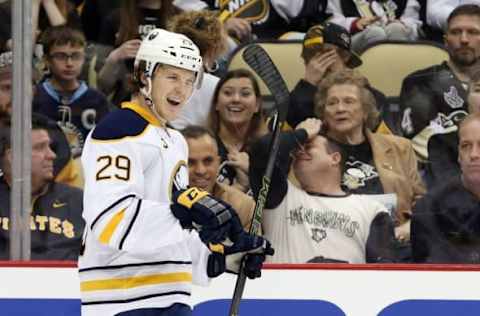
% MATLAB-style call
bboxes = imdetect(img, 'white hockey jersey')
[263,180,388,264]
[79,102,210,316]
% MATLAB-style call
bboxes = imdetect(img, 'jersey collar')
[121,102,165,127]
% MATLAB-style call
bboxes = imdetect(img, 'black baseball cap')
[302,22,362,68]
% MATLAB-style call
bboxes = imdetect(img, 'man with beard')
[400,4,480,161]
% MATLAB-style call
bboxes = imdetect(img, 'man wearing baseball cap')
[288,23,392,133]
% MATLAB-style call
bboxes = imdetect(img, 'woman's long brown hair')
[208,68,266,146]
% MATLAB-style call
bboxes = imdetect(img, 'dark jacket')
[426,131,460,187]
[0,178,85,260]
[33,80,111,145]
[399,62,469,139]
[412,177,480,263]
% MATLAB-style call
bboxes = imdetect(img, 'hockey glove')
[226,236,274,279]
[206,235,274,279]
[171,187,233,244]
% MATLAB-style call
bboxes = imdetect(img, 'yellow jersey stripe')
[99,208,126,244]
[81,272,193,291]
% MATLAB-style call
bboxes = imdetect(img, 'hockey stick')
[228,44,290,316]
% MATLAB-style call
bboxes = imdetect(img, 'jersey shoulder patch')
[91,108,148,141]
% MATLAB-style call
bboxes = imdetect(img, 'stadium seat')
[357,41,449,97]
[226,40,304,96]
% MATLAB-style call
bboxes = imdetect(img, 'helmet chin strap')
[140,77,166,124]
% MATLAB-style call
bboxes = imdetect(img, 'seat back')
[357,41,449,97]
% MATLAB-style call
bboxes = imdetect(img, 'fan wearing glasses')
[33,25,111,154]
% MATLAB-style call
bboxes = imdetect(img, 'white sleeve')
[187,231,212,286]
[271,0,304,20]
[400,0,423,39]
[426,0,457,31]
[326,0,357,32]
[173,0,208,11]
[81,137,186,256]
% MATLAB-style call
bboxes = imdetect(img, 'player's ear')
[139,72,148,87]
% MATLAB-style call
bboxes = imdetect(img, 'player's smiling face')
[150,64,196,122]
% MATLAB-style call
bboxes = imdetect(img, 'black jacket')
[399,62,469,139]
[412,177,480,263]
[0,178,85,260]
[426,131,460,187]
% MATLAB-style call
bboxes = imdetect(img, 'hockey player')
[79,29,273,316]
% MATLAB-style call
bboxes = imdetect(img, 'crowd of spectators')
[0,0,480,265]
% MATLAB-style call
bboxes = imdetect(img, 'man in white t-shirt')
[249,118,396,263]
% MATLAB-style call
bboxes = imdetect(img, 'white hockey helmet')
[134,28,203,81]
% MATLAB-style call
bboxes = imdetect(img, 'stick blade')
[242,44,290,119]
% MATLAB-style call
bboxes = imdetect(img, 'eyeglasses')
[49,52,85,62]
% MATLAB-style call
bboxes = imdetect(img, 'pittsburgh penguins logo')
[311,228,327,243]
[342,161,379,190]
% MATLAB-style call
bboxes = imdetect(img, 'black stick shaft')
[228,43,289,316]
[228,111,285,316]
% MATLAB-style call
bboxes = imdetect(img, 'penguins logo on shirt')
[342,161,379,190]
[311,228,327,243]
[57,106,86,158]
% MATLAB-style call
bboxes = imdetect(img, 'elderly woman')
[314,69,426,241]
[208,68,268,193]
